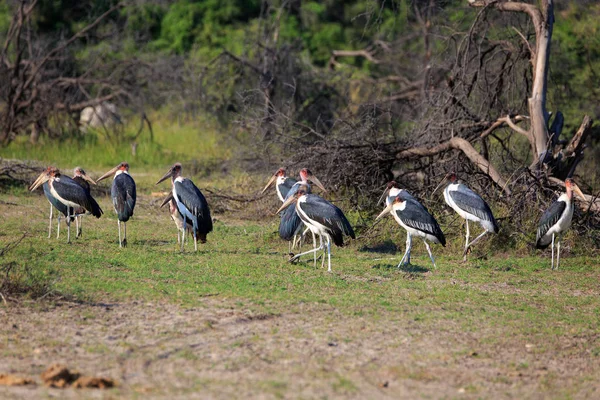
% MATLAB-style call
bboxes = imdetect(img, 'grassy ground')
[1,122,599,398]
[1,177,599,398]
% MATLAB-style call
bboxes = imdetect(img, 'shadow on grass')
[371,263,429,273]
[358,240,398,254]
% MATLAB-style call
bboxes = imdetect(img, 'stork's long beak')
[160,193,174,208]
[156,168,173,185]
[431,176,448,197]
[29,172,49,191]
[81,173,97,185]
[377,187,390,206]
[375,202,393,221]
[307,174,327,193]
[572,183,586,201]
[97,165,119,182]
[276,195,296,215]
[261,174,277,194]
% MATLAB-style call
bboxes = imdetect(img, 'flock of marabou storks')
[29,162,586,271]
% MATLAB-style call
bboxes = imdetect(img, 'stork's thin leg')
[193,220,198,252]
[177,228,181,244]
[398,233,412,268]
[57,216,61,239]
[321,234,326,269]
[66,210,71,243]
[423,240,437,269]
[312,231,317,267]
[290,239,324,264]
[77,216,83,238]
[464,230,488,254]
[551,233,555,270]
[405,233,411,265]
[48,204,53,238]
[181,216,186,252]
[118,220,122,247]
[556,238,561,270]
[463,219,470,262]
[326,236,332,273]
[75,216,80,238]
[123,222,127,247]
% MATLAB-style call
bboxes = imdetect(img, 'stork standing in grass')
[71,167,98,238]
[160,192,193,244]
[30,167,102,243]
[536,178,586,270]
[98,162,136,247]
[277,188,354,272]
[378,181,418,264]
[156,163,212,252]
[438,173,498,261]
[376,191,445,269]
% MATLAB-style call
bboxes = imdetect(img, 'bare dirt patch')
[1,299,599,399]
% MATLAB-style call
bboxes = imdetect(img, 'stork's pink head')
[276,168,286,177]
[387,181,400,189]
[118,162,129,172]
[446,172,457,183]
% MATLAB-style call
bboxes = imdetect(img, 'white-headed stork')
[261,167,297,202]
[160,192,193,245]
[71,167,98,238]
[97,162,136,247]
[277,188,354,272]
[440,173,499,261]
[378,181,418,264]
[156,163,212,252]
[536,178,585,269]
[376,191,445,269]
[278,168,327,252]
[30,167,103,243]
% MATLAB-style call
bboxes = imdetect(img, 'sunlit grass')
[0,111,231,171]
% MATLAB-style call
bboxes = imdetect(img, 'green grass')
[0,111,230,171]
[1,184,599,343]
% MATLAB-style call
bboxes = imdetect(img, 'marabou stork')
[160,192,193,244]
[261,168,297,202]
[72,167,98,238]
[277,188,354,272]
[30,167,103,243]
[536,178,585,270]
[278,168,327,252]
[376,191,445,269]
[156,163,212,252]
[42,180,73,239]
[378,181,418,264]
[438,173,498,261]
[97,162,136,247]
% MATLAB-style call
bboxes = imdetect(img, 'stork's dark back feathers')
[449,184,499,233]
[174,179,212,237]
[536,200,566,249]
[299,194,355,247]
[112,173,136,222]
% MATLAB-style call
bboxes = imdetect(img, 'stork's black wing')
[299,194,355,246]
[112,174,136,221]
[54,176,102,218]
[43,182,73,220]
[449,184,498,229]
[174,179,212,235]
[395,199,445,246]
[279,203,302,241]
[73,176,91,193]
[536,200,566,249]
